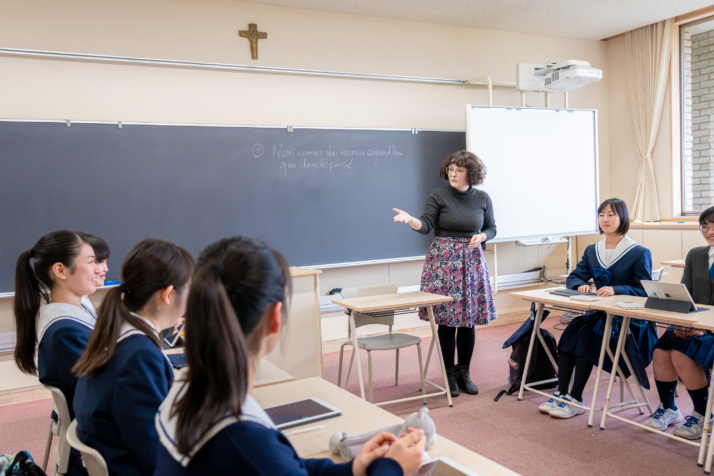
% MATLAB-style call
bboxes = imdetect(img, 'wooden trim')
[675,5,714,25]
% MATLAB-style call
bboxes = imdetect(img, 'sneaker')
[674,411,711,440]
[645,403,683,431]
[549,394,585,419]
[538,391,561,414]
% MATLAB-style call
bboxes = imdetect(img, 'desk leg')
[599,315,630,430]
[589,312,614,428]
[701,360,714,470]
[349,314,366,400]
[518,302,545,401]
[427,305,453,407]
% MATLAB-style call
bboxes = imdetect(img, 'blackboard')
[0,121,465,292]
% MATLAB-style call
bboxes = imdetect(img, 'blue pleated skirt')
[557,310,658,389]
[654,327,714,370]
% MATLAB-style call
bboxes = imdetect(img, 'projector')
[517,60,602,92]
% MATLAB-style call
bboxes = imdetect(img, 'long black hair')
[172,236,291,455]
[14,230,89,375]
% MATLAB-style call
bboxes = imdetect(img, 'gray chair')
[65,420,108,476]
[337,284,426,404]
[41,386,71,476]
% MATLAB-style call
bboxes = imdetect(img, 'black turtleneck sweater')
[416,185,496,241]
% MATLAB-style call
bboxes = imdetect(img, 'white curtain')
[625,18,673,222]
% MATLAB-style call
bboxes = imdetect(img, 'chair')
[41,386,72,476]
[65,420,108,476]
[337,284,426,404]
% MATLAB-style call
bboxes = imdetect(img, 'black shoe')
[446,366,459,397]
[457,364,479,395]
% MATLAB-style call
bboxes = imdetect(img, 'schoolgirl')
[538,198,657,418]
[155,237,425,475]
[646,205,714,439]
[73,239,194,476]
[77,232,111,319]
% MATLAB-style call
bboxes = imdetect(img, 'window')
[680,17,714,214]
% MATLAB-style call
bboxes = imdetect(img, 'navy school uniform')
[74,315,173,476]
[37,303,95,476]
[654,245,714,369]
[154,370,403,476]
[560,237,657,388]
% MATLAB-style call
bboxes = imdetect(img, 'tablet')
[264,397,341,430]
[163,323,185,348]
[417,457,480,476]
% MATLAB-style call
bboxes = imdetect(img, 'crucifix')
[238,23,267,60]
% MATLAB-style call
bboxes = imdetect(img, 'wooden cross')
[238,23,267,60]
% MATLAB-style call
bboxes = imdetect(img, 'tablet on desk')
[264,397,341,430]
[163,323,185,348]
[549,288,595,297]
[417,457,480,476]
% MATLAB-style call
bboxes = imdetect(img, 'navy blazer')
[74,321,173,476]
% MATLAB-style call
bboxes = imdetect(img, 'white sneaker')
[538,391,561,414]
[674,411,711,440]
[645,403,683,431]
[549,394,585,419]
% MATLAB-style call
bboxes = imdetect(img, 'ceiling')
[242,0,714,40]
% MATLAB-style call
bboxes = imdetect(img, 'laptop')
[640,280,707,313]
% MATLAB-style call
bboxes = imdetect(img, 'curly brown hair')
[439,150,486,186]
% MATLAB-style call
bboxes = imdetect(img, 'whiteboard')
[466,106,599,243]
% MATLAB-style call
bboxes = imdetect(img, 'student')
[155,237,425,476]
[14,231,99,475]
[77,232,111,319]
[538,198,656,418]
[14,230,99,417]
[645,205,714,439]
[73,239,194,476]
[393,150,497,397]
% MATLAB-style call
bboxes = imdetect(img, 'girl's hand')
[385,429,426,476]
[596,286,615,297]
[577,285,592,294]
[352,432,396,476]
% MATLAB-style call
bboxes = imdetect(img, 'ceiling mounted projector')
[516,60,602,92]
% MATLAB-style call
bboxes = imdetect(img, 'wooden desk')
[595,297,714,470]
[662,258,686,268]
[509,288,651,428]
[252,377,518,475]
[331,291,454,407]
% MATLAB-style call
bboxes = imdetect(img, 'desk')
[693,320,714,473]
[331,291,453,407]
[252,377,518,475]
[595,297,714,470]
[509,288,651,428]
[662,259,686,268]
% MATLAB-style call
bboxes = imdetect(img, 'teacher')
[393,150,497,397]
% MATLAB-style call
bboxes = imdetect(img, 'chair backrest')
[43,385,72,474]
[341,284,398,329]
[65,420,109,476]
[652,267,664,281]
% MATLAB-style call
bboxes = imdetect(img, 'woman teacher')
[393,150,497,397]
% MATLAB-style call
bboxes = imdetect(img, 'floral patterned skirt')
[418,237,497,327]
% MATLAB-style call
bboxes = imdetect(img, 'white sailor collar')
[117,312,160,343]
[156,372,275,467]
[596,236,639,269]
[37,302,95,344]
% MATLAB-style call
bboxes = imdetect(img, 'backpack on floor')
[0,451,46,476]
[495,303,558,400]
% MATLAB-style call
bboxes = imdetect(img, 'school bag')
[496,303,558,399]
[0,451,46,476]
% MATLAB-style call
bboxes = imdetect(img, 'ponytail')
[73,238,194,377]
[172,236,291,454]
[174,264,249,455]
[14,231,85,375]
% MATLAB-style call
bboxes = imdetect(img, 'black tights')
[438,326,475,368]
[557,351,593,402]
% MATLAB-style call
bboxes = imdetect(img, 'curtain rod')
[0,47,516,88]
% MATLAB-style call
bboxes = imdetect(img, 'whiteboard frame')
[465,105,600,243]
